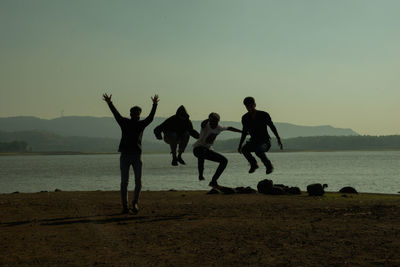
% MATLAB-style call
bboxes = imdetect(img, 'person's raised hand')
[151,94,159,104]
[102,93,112,104]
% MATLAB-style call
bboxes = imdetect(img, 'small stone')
[339,187,358,194]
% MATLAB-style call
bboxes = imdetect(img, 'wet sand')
[1,191,399,266]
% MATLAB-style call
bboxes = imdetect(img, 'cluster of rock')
[206,181,359,196]
[207,186,257,195]
[257,179,301,195]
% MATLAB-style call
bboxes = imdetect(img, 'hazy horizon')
[1,1,400,136]
[0,114,359,134]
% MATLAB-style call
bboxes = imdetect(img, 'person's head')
[130,106,142,121]
[243,96,256,112]
[176,105,189,120]
[208,112,220,129]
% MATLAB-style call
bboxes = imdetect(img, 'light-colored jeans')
[120,153,142,209]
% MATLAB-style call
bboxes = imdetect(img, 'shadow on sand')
[1,214,186,227]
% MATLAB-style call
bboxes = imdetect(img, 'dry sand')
[1,190,399,266]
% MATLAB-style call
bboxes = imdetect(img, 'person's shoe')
[248,163,259,173]
[177,155,186,165]
[266,164,274,175]
[131,203,139,214]
[121,207,130,214]
[208,180,219,188]
[171,158,178,166]
[199,175,205,181]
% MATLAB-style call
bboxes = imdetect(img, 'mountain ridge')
[0,116,359,141]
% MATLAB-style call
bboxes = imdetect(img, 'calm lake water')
[0,151,399,194]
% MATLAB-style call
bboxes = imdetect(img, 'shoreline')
[2,189,400,196]
[1,148,400,156]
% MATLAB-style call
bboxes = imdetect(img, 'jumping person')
[238,97,283,175]
[154,105,199,166]
[103,93,159,214]
[193,112,241,187]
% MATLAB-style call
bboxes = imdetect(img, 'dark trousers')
[120,153,142,209]
[193,146,228,182]
[164,131,190,155]
[242,140,272,169]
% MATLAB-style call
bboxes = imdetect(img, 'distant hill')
[0,116,358,142]
[1,130,398,153]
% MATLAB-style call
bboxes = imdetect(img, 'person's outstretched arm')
[269,121,283,150]
[227,126,242,133]
[103,93,123,126]
[188,121,200,139]
[142,94,159,127]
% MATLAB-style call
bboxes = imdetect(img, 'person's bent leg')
[193,147,206,180]
[119,154,130,212]
[242,142,259,173]
[254,142,273,174]
[132,154,142,213]
[204,149,228,186]
[177,132,190,164]
[164,131,178,166]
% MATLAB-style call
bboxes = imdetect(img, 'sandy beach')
[1,190,399,266]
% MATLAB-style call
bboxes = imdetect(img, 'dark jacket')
[154,105,199,139]
[108,102,157,154]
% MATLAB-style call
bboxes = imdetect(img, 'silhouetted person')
[193,112,241,187]
[103,93,159,214]
[238,97,283,175]
[154,105,199,166]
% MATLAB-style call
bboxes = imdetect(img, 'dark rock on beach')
[257,179,273,194]
[207,186,257,195]
[268,186,287,195]
[288,187,301,195]
[307,183,328,196]
[339,187,358,194]
[258,179,301,195]
[235,187,257,194]
[218,186,236,195]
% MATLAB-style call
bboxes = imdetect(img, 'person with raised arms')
[103,93,159,214]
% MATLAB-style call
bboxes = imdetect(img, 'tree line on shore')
[1,130,400,153]
[0,141,29,152]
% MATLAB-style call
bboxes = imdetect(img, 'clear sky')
[1,0,399,135]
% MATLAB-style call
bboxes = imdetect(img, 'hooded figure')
[154,105,199,166]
